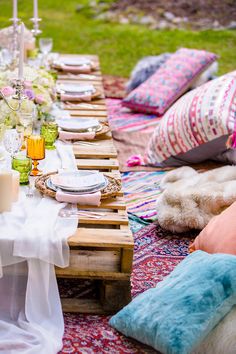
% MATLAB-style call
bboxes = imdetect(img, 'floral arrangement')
[0,65,56,127]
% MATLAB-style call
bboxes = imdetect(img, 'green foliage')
[0,0,236,76]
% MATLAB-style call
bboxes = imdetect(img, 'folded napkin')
[60,93,92,102]
[58,64,91,73]
[59,130,96,141]
[56,190,101,206]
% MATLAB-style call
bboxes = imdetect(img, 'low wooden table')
[55,55,134,314]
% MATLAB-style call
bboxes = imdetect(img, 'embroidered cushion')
[145,71,236,167]
[110,251,236,354]
[190,201,236,255]
[126,53,172,92]
[123,48,217,115]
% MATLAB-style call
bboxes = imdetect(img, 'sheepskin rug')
[192,306,236,354]
[156,166,236,232]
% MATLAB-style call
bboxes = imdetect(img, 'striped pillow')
[145,72,236,167]
[123,48,217,115]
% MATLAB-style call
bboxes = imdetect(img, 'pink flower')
[35,95,45,104]
[1,86,15,97]
[24,80,33,89]
[126,154,144,167]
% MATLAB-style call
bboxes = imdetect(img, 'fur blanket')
[156,166,236,232]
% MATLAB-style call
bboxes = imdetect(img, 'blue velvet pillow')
[109,251,236,354]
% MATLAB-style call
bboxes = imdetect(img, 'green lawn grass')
[0,0,236,76]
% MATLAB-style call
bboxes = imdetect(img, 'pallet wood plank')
[58,249,120,273]
[76,158,119,170]
[79,211,129,226]
[62,298,104,314]
[68,228,134,248]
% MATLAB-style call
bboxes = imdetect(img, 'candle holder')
[30,18,42,37]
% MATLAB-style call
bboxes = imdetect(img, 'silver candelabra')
[30,17,42,37]
[0,79,26,112]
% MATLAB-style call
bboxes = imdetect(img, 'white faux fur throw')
[157,166,236,232]
[192,305,236,354]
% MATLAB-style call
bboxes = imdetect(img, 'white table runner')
[0,142,78,353]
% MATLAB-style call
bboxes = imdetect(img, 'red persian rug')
[60,222,197,353]
[103,75,128,99]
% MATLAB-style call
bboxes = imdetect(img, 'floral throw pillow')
[145,71,236,167]
[123,48,217,115]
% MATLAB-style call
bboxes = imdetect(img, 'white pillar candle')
[13,0,18,19]
[33,0,38,19]
[18,22,24,80]
[0,170,13,213]
[11,170,20,202]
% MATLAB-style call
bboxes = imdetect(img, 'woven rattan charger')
[35,171,121,200]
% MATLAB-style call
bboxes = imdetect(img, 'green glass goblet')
[40,122,58,150]
[12,154,32,185]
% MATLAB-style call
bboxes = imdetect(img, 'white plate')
[46,177,107,194]
[59,58,92,66]
[56,118,99,132]
[50,171,106,191]
[56,83,95,94]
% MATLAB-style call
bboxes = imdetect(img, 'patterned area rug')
[60,222,197,353]
[103,75,128,99]
[122,171,167,221]
[107,98,161,132]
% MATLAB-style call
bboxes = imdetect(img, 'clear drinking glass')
[3,129,22,157]
[17,112,33,150]
[39,38,53,55]
[39,38,53,68]
[0,119,6,161]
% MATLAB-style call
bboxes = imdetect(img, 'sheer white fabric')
[0,142,78,353]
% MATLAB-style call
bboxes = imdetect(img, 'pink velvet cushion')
[123,48,217,115]
[190,202,236,255]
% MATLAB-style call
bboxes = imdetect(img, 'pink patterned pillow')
[145,72,236,166]
[123,48,217,115]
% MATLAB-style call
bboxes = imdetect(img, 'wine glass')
[39,38,53,68]
[0,119,6,161]
[17,112,33,150]
[3,129,22,157]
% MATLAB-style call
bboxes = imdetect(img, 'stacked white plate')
[56,117,101,133]
[47,171,107,195]
[56,83,96,96]
[55,57,92,67]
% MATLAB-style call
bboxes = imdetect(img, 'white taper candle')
[13,0,18,20]
[33,0,38,19]
[18,23,24,80]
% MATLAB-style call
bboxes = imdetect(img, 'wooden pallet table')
[56,55,134,314]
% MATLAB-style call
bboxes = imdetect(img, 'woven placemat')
[35,172,121,200]
[95,122,110,137]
